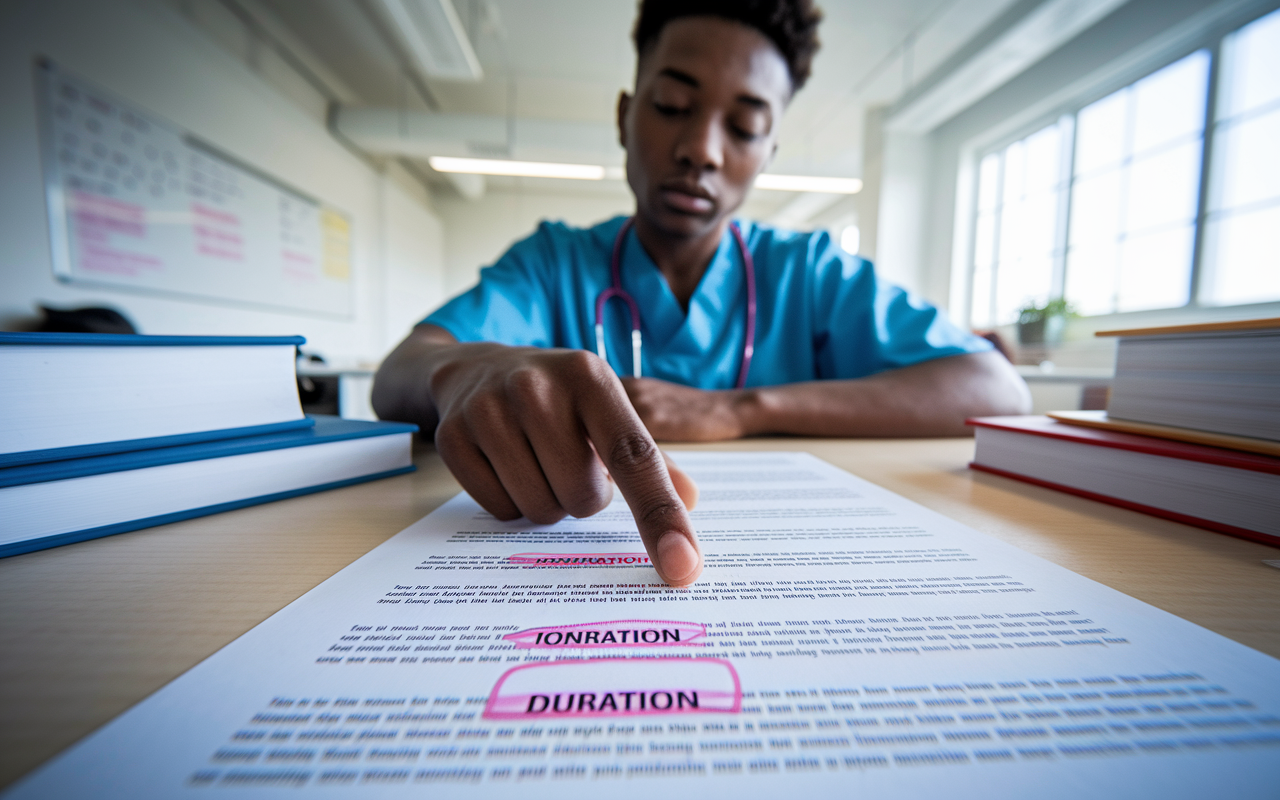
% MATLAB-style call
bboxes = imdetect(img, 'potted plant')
[1016,298,1074,346]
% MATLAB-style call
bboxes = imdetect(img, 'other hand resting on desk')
[621,350,1029,442]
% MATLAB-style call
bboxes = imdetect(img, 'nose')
[673,111,724,173]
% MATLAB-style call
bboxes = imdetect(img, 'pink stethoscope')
[594,217,757,389]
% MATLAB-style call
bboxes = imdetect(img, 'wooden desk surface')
[2,437,1278,788]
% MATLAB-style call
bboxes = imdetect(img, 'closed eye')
[654,102,689,117]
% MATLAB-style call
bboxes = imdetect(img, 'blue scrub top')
[424,215,990,390]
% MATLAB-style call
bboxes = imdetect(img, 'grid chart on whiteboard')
[39,61,354,318]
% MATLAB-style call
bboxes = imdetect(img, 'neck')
[632,215,730,312]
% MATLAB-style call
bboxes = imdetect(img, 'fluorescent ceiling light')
[428,157,606,180]
[754,174,863,194]
[427,158,862,193]
[377,0,483,82]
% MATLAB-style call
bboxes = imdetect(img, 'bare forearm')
[371,325,484,431]
[738,351,1030,438]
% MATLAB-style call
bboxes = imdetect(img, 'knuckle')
[607,430,659,478]
[635,494,685,531]
[433,417,467,454]
[562,348,601,374]
[464,391,509,427]
[504,366,546,403]
[564,349,615,385]
[561,478,613,519]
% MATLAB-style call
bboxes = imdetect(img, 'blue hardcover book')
[1,332,310,467]
[0,415,418,558]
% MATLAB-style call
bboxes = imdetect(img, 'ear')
[616,90,631,148]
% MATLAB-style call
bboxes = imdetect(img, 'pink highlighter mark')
[504,620,706,649]
[484,658,741,720]
[508,553,650,567]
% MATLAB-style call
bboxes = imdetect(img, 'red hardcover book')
[966,415,1280,547]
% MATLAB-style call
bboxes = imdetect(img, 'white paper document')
[9,452,1279,798]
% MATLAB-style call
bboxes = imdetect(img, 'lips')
[658,182,715,215]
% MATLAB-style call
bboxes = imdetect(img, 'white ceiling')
[253,0,1028,191]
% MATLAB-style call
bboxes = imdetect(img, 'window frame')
[968,114,1075,327]
[957,2,1280,329]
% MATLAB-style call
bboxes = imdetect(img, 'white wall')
[874,131,930,295]
[381,174,445,347]
[433,184,634,301]
[0,0,445,362]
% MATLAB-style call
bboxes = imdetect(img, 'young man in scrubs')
[372,0,1031,587]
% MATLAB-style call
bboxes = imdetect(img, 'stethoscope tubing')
[594,217,756,390]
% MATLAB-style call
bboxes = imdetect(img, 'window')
[966,8,1280,327]
[1066,51,1208,315]
[1201,10,1280,306]
[971,120,1071,326]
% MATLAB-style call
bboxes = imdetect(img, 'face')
[619,16,791,240]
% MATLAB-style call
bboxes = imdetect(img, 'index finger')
[578,382,703,586]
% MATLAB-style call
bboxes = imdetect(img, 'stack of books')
[969,318,1280,545]
[1,333,417,558]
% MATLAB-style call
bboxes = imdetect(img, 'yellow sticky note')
[320,208,351,281]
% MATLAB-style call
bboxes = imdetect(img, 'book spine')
[0,418,315,469]
[0,333,306,346]
[968,462,1280,549]
[1,419,418,488]
[0,466,415,559]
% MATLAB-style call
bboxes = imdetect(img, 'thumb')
[661,450,699,511]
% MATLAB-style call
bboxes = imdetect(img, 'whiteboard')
[38,61,354,318]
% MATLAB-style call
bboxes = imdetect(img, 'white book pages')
[0,344,304,455]
[8,452,1278,798]
[972,426,1280,537]
[1109,332,1280,440]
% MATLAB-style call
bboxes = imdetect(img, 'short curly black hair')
[633,0,823,93]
